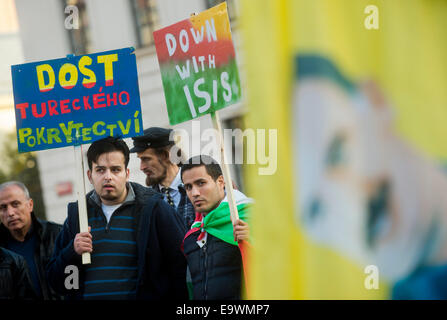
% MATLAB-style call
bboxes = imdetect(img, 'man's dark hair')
[87,136,130,170]
[181,155,222,181]
[152,145,173,162]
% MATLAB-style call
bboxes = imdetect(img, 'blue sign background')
[11,47,143,153]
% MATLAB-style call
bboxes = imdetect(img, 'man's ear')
[126,168,130,181]
[217,175,225,187]
[28,198,34,212]
[87,170,92,184]
[162,149,170,161]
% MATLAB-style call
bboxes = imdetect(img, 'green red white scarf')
[184,190,252,246]
[182,190,253,297]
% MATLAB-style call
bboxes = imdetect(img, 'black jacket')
[45,182,188,300]
[0,247,37,299]
[183,231,243,300]
[0,213,62,300]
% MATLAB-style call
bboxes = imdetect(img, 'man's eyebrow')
[184,178,206,186]
[0,200,20,206]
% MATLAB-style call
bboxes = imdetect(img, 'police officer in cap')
[130,127,195,229]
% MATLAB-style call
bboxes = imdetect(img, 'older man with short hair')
[0,181,62,300]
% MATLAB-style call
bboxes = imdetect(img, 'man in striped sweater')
[46,136,188,300]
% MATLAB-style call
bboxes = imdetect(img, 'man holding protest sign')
[131,127,195,229]
[46,136,188,300]
[181,155,251,300]
[150,3,249,299]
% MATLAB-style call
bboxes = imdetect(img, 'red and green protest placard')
[153,3,242,226]
[153,2,241,125]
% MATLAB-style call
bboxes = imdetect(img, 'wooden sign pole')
[73,138,91,265]
[210,111,239,223]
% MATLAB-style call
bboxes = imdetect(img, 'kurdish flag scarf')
[184,189,252,246]
[182,190,253,295]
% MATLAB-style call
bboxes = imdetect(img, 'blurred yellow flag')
[241,0,447,299]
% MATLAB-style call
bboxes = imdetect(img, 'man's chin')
[8,222,23,231]
[194,206,209,214]
[145,176,153,186]
[100,193,118,202]
[146,176,162,187]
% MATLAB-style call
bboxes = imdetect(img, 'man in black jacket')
[181,155,251,300]
[0,247,36,299]
[46,136,188,300]
[0,181,62,300]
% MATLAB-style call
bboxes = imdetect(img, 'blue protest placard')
[11,47,143,153]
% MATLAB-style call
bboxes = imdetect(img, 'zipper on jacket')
[202,244,208,300]
[104,206,122,233]
[103,214,110,233]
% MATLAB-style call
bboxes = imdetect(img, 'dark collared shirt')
[6,224,41,298]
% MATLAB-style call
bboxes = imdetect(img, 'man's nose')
[140,161,146,172]
[191,186,200,197]
[104,169,112,180]
[6,205,15,216]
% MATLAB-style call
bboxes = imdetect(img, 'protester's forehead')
[0,185,28,202]
[93,151,126,167]
[0,184,26,196]
[182,166,212,182]
[137,147,157,158]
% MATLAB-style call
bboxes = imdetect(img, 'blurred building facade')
[13,0,246,223]
[0,0,23,136]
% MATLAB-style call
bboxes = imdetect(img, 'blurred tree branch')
[0,131,45,220]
